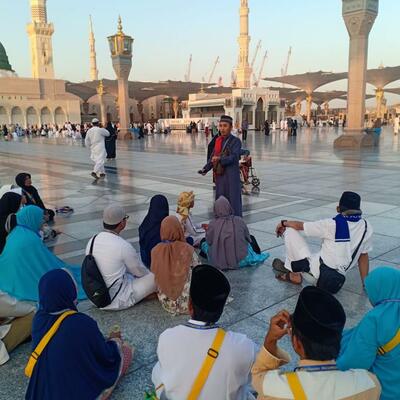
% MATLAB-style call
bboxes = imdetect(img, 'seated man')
[252,286,381,400]
[152,264,257,400]
[85,204,156,310]
[273,191,372,293]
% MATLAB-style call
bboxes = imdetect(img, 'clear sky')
[1,0,400,97]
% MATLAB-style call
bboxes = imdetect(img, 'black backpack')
[81,235,120,308]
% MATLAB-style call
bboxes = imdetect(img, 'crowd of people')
[0,114,399,400]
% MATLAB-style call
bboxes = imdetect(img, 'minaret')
[89,15,99,81]
[26,0,55,79]
[235,0,252,88]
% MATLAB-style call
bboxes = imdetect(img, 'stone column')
[306,94,312,124]
[375,87,384,119]
[97,80,106,125]
[324,102,329,116]
[334,0,379,148]
[137,102,144,123]
[172,97,179,119]
[295,100,302,115]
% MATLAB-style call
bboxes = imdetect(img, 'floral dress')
[157,252,199,316]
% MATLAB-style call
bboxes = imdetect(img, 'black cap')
[339,191,361,211]
[292,286,346,344]
[220,115,233,125]
[190,265,230,313]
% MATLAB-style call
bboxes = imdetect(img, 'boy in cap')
[84,118,110,179]
[152,264,256,399]
[85,204,156,310]
[273,191,373,293]
[252,286,381,400]
[199,115,243,217]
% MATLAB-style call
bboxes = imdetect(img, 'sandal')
[276,272,303,285]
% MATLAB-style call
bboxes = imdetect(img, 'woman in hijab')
[337,267,400,400]
[151,216,198,315]
[201,196,269,270]
[0,192,22,254]
[0,205,85,301]
[15,173,55,222]
[176,191,205,246]
[25,269,132,400]
[139,195,169,268]
[105,121,117,160]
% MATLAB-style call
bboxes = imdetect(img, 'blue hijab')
[337,267,400,400]
[139,195,169,267]
[26,269,121,400]
[0,205,86,301]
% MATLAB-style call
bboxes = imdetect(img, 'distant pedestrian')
[394,115,399,135]
[241,120,248,141]
[105,122,117,160]
[264,120,270,136]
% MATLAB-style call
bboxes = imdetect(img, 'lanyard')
[295,363,338,372]
[184,321,219,330]
[375,299,400,306]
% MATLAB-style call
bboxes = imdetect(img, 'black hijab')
[0,192,21,253]
[15,173,45,209]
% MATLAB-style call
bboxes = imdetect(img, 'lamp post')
[107,16,133,139]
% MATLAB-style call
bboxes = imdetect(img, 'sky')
[1,0,400,102]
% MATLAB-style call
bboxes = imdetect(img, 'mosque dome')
[0,42,17,77]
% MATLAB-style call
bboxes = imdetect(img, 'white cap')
[103,204,127,225]
[92,118,99,124]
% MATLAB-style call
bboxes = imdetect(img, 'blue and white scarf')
[333,213,362,242]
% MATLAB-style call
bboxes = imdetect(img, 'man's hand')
[264,310,291,356]
[211,156,220,163]
[197,169,206,176]
[275,222,286,237]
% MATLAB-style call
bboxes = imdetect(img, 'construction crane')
[184,54,192,82]
[254,50,268,87]
[250,40,262,71]
[280,46,292,87]
[207,56,220,83]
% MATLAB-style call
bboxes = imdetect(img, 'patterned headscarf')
[177,191,195,222]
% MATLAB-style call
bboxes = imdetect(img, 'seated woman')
[0,290,35,366]
[151,216,198,315]
[139,194,169,268]
[0,205,85,301]
[25,269,132,400]
[15,173,55,222]
[0,191,23,254]
[337,267,400,400]
[201,196,269,270]
[176,191,205,246]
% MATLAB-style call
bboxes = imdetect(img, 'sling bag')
[286,372,307,400]
[25,310,77,378]
[378,329,400,356]
[146,328,226,400]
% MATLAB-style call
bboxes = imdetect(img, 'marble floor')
[0,126,399,399]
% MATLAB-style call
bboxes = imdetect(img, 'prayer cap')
[219,115,233,125]
[103,204,127,225]
[92,118,99,124]
[292,286,346,344]
[190,264,230,313]
[339,191,361,211]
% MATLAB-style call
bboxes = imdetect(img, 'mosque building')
[0,1,81,128]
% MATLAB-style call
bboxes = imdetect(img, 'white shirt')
[84,126,110,161]
[85,232,150,309]
[304,218,373,274]
[152,320,257,400]
[175,213,205,246]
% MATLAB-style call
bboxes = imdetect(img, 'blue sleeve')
[220,138,241,167]
[203,160,213,173]
[336,316,378,371]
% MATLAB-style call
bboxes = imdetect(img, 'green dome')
[0,42,13,72]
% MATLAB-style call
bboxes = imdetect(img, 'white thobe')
[85,126,110,174]
[394,117,399,134]
[152,320,257,400]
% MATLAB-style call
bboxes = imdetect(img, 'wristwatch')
[281,220,288,227]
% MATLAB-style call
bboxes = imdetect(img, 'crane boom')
[184,54,192,82]
[281,46,292,87]
[207,56,220,83]
[255,50,268,87]
[250,40,262,70]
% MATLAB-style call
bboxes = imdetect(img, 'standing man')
[85,118,110,179]
[241,119,248,141]
[199,115,243,216]
[394,114,399,136]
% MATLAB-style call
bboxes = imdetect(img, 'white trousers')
[283,228,320,281]
[103,272,156,311]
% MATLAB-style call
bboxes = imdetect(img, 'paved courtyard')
[0,127,399,399]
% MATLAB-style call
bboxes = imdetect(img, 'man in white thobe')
[152,265,257,400]
[85,118,110,179]
[394,115,399,135]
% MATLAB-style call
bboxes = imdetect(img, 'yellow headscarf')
[177,191,195,221]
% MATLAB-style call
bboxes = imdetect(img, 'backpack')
[81,235,120,308]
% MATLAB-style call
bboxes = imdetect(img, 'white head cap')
[92,118,99,124]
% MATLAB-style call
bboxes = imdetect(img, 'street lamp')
[107,16,133,139]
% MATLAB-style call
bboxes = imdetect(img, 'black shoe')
[91,172,99,179]
[99,173,106,178]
